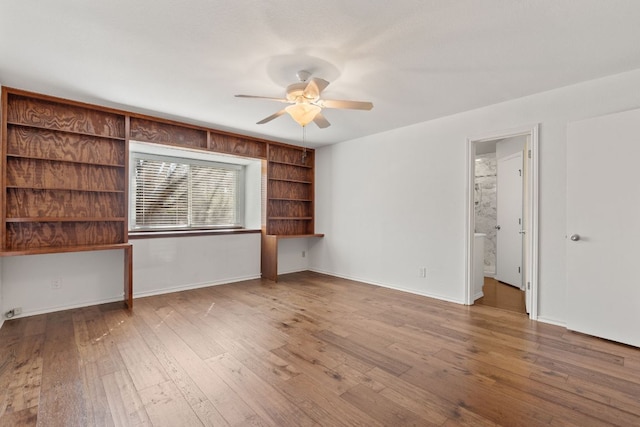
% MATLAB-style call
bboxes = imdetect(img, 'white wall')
[0,263,4,329]
[310,68,640,325]
[131,233,260,297]
[2,250,125,317]
[277,238,310,275]
[0,234,261,319]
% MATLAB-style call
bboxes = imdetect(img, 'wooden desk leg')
[124,245,133,310]
[261,234,278,282]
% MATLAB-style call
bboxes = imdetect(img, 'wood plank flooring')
[475,277,527,314]
[1,271,639,426]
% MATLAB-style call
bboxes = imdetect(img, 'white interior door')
[496,152,523,288]
[567,108,640,347]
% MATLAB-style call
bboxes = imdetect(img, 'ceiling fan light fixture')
[237,70,372,128]
[285,103,321,127]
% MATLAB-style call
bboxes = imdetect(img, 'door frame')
[465,124,539,319]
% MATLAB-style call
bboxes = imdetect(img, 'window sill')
[128,228,261,240]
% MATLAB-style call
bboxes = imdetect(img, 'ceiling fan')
[235,70,373,128]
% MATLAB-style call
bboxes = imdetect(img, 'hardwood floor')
[475,277,527,314]
[1,271,639,426]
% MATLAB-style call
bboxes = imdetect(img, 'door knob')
[495,225,501,230]
[570,234,580,241]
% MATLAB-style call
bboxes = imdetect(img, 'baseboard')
[0,318,4,330]
[473,291,484,301]
[133,274,261,299]
[2,275,262,320]
[536,316,567,328]
[308,268,465,305]
[276,267,308,276]
[7,295,127,320]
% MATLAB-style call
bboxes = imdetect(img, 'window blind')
[132,155,243,230]
[191,165,238,227]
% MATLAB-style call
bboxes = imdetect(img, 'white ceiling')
[2,1,640,148]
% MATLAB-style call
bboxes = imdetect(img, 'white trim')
[536,316,567,328]
[466,139,475,305]
[529,124,540,320]
[4,295,126,319]
[1,275,261,319]
[467,123,540,143]
[465,124,539,320]
[309,268,466,305]
[277,267,310,276]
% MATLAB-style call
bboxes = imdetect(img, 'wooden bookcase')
[266,144,316,235]
[0,88,132,308]
[262,144,323,281]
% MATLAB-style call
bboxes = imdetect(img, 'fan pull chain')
[302,125,308,162]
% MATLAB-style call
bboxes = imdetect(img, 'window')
[130,153,245,231]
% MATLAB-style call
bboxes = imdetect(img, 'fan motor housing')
[286,82,318,103]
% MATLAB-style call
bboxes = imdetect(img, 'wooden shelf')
[6,153,125,168]
[268,217,313,220]
[0,242,131,257]
[268,233,324,239]
[6,121,126,141]
[6,185,125,194]
[268,160,313,168]
[268,178,312,184]
[269,198,313,202]
[6,217,125,223]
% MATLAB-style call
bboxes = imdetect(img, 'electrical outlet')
[51,279,62,290]
[5,307,23,318]
[302,251,306,258]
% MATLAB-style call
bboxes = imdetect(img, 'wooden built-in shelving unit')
[266,144,315,235]
[0,89,133,308]
[3,94,128,247]
[0,87,322,301]
[261,144,323,281]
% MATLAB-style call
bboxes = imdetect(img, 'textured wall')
[474,154,497,274]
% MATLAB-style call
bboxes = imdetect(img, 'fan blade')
[257,109,287,124]
[320,99,373,110]
[303,78,330,99]
[313,112,331,129]
[235,95,290,103]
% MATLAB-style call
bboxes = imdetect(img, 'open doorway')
[465,125,539,319]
